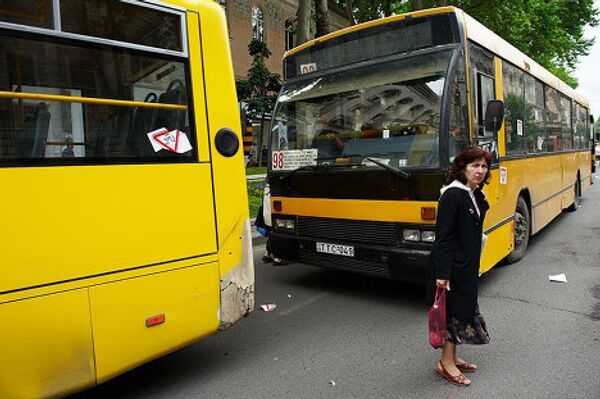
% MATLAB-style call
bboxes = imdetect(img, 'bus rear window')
[285,13,459,79]
[0,33,195,166]
[60,0,183,52]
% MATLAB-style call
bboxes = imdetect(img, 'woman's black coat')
[429,186,489,321]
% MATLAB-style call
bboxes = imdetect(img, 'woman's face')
[464,157,488,188]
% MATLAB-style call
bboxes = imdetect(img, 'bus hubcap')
[515,212,527,246]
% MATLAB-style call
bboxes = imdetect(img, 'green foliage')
[246,179,266,217]
[236,39,282,119]
[333,0,598,88]
[453,0,598,88]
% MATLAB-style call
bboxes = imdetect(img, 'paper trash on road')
[260,304,277,312]
[329,380,336,386]
[287,294,292,298]
[549,273,568,283]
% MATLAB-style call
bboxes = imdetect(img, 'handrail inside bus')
[0,90,188,110]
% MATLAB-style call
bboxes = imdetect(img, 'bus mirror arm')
[484,100,504,133]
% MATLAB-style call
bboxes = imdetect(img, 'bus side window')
[476,73,498,161]
[468,42,498,162]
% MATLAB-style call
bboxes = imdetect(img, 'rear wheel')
[506,196,530,264]
[566,178,580,212]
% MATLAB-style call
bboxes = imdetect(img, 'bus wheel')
[566,178,580,212]
[506,196,530,264]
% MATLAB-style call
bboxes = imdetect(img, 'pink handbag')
[428,287,447,348]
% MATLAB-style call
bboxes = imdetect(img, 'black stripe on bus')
[532,183,575,208]
[0,252,217,299]
[483,215,514,235]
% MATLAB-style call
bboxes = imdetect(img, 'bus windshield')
[271,49,453,170]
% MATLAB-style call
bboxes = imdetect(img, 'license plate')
[315,242,354,257]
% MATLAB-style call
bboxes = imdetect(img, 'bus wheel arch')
[506,193,531,264]
[566,172,581,212]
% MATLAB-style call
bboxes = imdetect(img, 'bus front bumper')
[269,232,431,282]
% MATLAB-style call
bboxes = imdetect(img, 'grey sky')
[573,0,600,118]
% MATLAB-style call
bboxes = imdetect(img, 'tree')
[315,0,331,37]
[236,39,282,166]
[296,0,312,45]
[300,0,597,84]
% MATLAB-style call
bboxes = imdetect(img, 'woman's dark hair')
[447,146,493,188]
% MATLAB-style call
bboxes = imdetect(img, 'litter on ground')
[260,304,277,312]
[549,273,567,283]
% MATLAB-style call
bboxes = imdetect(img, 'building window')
[285,18,295,51]
[252,6,264,42]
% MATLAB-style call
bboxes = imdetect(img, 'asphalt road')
[74,174,600,399]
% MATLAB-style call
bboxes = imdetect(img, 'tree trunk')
[296,0,312,45]
[345,0,356,25]
[410,0,425,10]
[383,0,392,16]
[314,0,329,38]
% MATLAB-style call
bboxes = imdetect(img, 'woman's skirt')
[446,309,490,345]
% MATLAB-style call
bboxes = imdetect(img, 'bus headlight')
[421,231,436,243]
[402,229,420,242]
[274,217,295,230]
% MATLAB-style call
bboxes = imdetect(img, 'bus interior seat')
[17,102,50,158]
[129,92,158,157]
[90,109,132,158]
[155,79,187,131]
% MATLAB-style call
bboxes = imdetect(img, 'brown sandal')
[455,361,477,373]
[436,362,471,387]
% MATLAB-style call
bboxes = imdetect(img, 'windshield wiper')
[339,153,412,179]
[363,156,411,179]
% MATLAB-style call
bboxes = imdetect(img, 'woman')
[430,146,492,387]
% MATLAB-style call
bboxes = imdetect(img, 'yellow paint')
[90,263,220,383]
[198,1,251,276]
[495,57,506,157]
[480,221,513,274]
[0,290,95,399]
[272,197,437,225]
[0,164,217,294]
[0,90,187,110]
[0,2,252,396]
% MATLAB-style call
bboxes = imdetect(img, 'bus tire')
[566,178,580,212]
[506,196,530,264]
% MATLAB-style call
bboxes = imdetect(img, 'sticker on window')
[147,128,192,154]
[272,149,317,170]
[500,166,507,184]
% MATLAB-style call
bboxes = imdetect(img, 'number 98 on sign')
[272,151,284,170]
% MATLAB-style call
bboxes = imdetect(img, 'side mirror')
[484,100,504,133]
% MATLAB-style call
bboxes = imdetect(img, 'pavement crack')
[481,293,590,318]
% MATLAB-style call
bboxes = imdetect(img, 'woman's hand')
[436,279,451,291]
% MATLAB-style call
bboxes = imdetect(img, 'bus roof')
[284,7,589,108]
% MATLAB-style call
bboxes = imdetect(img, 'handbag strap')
[433,286,446,308]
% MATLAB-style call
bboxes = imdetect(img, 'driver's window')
[469,42,498,163]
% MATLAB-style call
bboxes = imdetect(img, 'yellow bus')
[0,0,253,397]
[267,7,593,281]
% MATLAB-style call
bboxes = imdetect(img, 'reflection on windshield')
[271,50,452,170]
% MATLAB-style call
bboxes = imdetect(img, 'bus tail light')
[421,207,436,220]
[146,314,165,327]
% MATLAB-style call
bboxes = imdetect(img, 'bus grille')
[297,216,396,245]
[299,249,391,278]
